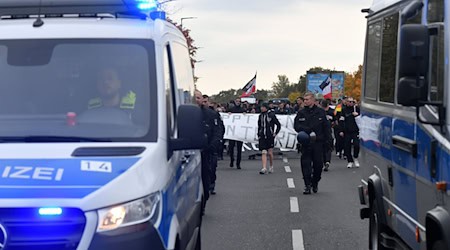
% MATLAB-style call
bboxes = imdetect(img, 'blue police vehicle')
[0,0,205,249]
[358,0,450,249]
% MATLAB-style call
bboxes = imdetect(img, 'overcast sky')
[167,0,373,95]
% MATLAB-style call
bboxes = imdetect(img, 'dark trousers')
[201,151,211,208]
[344,132,360,162]
[210,154,218,191]
[301,143,324,187]
[218,140,224,160]
[334,130,344,154]
[323,146,332,164]
[229,140,243,166]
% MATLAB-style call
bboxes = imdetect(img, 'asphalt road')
[201,151,368,250]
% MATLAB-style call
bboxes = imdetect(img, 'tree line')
[211,66,362,105]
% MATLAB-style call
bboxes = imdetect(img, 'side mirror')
[397,24,429,106]
[170,104,207,151]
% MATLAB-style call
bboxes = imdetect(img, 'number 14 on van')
[81,160,112,173]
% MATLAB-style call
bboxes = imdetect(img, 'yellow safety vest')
[88,91,136,110]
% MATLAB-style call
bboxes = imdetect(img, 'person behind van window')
[195,90,223,212]
[342,97,360,168]
[228,98,246,169]
[202,94,225,195]
[258,103,281,174]
[294,92,331,195]
[87,67,139,122]
[89,68,135,110]
[320,99,335,172]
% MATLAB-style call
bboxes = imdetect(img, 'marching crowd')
[194,90,362,214]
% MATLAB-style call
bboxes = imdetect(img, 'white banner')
[220,113,298,150]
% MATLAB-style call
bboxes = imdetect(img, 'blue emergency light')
[136,0,158,10]
[39,207,63,216]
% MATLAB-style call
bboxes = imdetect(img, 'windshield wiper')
[0,136,111,143]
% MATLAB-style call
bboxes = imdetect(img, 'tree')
[272,75,297,98]
[344,65,362,100]
[166,19,198,72]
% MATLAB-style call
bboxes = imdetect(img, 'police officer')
[202,94,225,195]
[195,90,223,214]
[88,67,140,123]
[294,92,331,194]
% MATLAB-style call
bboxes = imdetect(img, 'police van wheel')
[369,200,386,250]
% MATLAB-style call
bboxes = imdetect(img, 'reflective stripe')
[120,91,136,109]
[88,91,136,110]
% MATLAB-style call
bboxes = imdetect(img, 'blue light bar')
[136,0,158,10]
[39,207,62,216]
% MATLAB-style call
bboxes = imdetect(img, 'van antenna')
[33,0,44,27]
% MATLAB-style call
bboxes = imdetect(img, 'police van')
[0,0,205,249]
[358,0,450,249]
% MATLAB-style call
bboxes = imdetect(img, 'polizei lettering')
[1,166,64,181]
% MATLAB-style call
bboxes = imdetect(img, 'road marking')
[283,157,289,163]
[292,230,305,250]
[287,178,295,188]
[290,197,299,213]
[285,166,292,173]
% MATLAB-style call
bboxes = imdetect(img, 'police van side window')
[428,0,444,23]
[164,45,176,137]
[364,21,382,100]
[428,0,445,102]
[172,43,195,105]
[379,13,399,103]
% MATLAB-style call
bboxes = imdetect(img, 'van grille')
[0,208,86,250]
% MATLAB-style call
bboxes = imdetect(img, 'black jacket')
[342,105,360,133]
[229,105,246,113]
[201,106,224,153]
[294,105,331,144]
[257,110,281,139]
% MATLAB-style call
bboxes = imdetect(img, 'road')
[201,151,368,250]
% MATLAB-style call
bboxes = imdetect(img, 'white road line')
[285,166,292,173]
[292,230,305,250]
[287,178,295,188]
[283,157,289,163]
[290,197,299,213]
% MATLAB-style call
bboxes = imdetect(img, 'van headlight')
[97,192,161,232]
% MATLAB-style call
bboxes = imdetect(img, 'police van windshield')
[0,39,157,142]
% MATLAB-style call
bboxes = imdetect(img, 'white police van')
[0,0,205,249]
[358,0,450,249]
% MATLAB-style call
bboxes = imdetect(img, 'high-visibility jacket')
[88,90,136,110]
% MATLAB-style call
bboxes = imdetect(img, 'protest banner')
[220,113,298,151]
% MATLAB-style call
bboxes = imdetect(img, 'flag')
[241,73,257,97]
[319,76,332,99]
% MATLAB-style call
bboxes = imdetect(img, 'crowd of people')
[195,90,362,215]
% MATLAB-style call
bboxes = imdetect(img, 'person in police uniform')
[88,67,137,121]
[294,92,332,195]
[195,90,223,214]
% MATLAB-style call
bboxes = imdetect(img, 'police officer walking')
[202,94,225,195]
[294,93,331,195]
[194,90,223,214]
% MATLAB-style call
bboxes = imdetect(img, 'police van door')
[382,11,419,247]
[164,43,191,248]
[165,41,202,248]
[170,41,202,243]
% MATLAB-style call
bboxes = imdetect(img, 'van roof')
[0,0,148,17]
[370,0,403,13]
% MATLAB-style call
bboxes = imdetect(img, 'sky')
[166,0,373,96]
